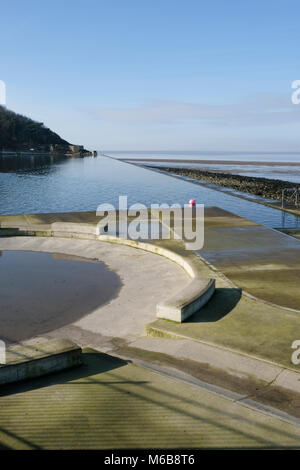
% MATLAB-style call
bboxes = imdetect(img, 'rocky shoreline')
[152,166,300,204]
[0,146,95,157]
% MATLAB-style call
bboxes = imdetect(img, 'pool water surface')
[0,250,122,344]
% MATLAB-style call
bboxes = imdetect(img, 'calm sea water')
[110,150,300,183]
[107,150,300,163]
[0,152,299,229]
[141,162,300,184]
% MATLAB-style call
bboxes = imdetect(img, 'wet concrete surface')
[0,212,299,437]
[197,211,300,311]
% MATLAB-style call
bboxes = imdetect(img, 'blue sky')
[1,0,300,151]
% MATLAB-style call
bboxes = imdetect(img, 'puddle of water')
[0,250,122,344]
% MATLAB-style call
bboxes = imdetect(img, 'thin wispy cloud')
[84,93,300,127]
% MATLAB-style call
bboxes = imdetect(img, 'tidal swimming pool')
[0,153,299,228]
[0,250,122,344]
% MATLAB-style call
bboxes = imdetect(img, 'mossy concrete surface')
[0,350,299,449]
[1,208,300,374]
[0,339,82,385]
[147,286,300,372]
[199,212,300,311]
[0,209,300,446]
[147,206,300,373]
[2,206,300,311]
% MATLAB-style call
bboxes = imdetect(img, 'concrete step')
[0,338,82,385]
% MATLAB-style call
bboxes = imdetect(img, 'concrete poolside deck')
[146,207,300,371]
[0,236,188,342]
[0,207,300,447]
[1,206,299,309]
[199,209,300,310]
[0,349,299,450]
[0,208,299,371]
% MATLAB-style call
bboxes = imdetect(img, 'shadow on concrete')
[0,426,41,450]
[0,227,22,237]
[0,441,12,450]
[0,350,143,398]
[189,288,242,323]
[0,348,299,449]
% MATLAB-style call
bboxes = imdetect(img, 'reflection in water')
[0,153,300,229]
[0,153,69,175]
[0,250,122,344]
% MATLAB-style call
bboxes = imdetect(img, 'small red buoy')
[189,199,196,207]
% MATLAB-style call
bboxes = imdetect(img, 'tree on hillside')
[0,106,70,151]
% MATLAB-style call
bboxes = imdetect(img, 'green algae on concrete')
[1,208,300,372]
[147,288,300,373]
[0,350,299,449]
[199,214,300,311]
[0,339,82,385]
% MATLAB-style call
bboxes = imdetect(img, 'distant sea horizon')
[104,150,300,183]
[104,150,300,158]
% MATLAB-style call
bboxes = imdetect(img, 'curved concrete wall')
[97,233,215,322]
[0,221,215,323]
